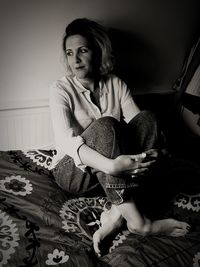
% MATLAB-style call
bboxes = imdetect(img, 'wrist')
[103,159,116,175]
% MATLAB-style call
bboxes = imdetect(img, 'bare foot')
[151,218,190,237]
[127,217,152,235]
[114,199,151,235]
[93,205,124,256]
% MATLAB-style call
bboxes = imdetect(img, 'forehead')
[65,34,89,50]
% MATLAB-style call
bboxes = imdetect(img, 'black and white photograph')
[0,0,200,266]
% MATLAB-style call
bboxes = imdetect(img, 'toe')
[178,222,191,232]
[184,223,191,232]
[170,229,186,237]
[170,224,191,237]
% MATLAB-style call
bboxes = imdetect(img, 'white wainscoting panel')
[0,100,54,150]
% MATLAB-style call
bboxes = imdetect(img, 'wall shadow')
[109,28,165,93]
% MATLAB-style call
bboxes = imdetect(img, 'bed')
[1,148,200,267]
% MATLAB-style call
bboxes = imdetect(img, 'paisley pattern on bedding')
[174,192,200,212]
[22,149,57,170]
[0,149,200,267]
[0,211,19,266]
[60,197,107,241]
[0,175,33,196]
[45,249,70,265]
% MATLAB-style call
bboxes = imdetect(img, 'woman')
[50,18,190,256]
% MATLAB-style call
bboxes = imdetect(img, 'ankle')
[127,218,151,235]
[127,219,144,234]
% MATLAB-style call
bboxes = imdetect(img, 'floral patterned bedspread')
[0,150,200,267]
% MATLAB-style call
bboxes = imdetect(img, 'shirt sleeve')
[118,78,140,123]
[49,82,86,169]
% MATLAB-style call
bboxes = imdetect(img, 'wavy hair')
[62,18,114,76]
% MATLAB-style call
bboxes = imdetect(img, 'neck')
[77,76,99,92]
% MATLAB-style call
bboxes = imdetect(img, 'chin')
[73,70,85,78]
[76,74,87,80]
[76,72,90,79]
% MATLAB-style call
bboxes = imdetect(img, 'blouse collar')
[73,76,109,94]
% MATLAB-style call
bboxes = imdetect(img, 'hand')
[110,152,156,177]
[143,148,159,161]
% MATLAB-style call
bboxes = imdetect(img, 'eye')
[66,50,73,57]
[80,47,89,53]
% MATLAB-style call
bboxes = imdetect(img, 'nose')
[74,52,81,63]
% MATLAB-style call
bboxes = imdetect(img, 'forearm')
[78,144,153,177]
[78,144,115,174]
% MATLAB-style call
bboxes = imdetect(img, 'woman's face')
[65,34,94,80]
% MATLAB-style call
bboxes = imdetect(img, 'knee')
[95,116,120,129]
[81,116,121,157]
[82,116,120,138]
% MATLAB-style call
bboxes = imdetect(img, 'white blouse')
[49,74,140,169]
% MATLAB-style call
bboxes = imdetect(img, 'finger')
[131,171,140,178]
[145,149,159,158]
[145,148,158,154]
[130,153,146,162]
[129,168,149,177]
[132,160,155,170]
[134,168,148,174]
[139,160,156,168]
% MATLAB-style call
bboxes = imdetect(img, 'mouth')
[75,66,84,70]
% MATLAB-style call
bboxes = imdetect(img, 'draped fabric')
[0,149,200,267]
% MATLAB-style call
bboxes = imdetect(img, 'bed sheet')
[0,150,200,267]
